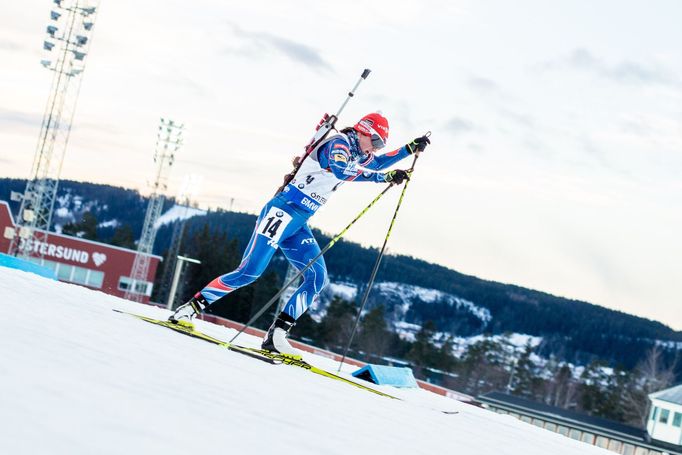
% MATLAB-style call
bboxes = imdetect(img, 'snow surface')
[154,204,206,228]
[54,207,70,218]
[97,219,121,228]
[450,333,544,356]
[0,267,611,455]
[393,320,422,342]
[375,281,492,324]
[656,339,682,350]
[327,281,358,302]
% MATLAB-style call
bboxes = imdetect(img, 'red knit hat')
[354,112,389,148]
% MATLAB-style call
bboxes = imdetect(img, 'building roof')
[478,391,644,439]
[478,391,682,454]
[650,383,682,405]
[0,200,163,259]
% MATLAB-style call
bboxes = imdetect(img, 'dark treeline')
[0,178,173,248]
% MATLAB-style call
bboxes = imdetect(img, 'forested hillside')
[2,178,680,425]
[2,178,679,368]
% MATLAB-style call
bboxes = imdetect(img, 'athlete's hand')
[384,169,410,185]
[406,135,430,154]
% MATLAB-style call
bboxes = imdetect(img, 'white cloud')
[224,23,333,73]
[540,48,681,88]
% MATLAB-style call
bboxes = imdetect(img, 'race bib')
[256,207,293,246]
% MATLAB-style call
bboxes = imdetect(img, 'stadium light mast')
[9,0,99,259]
[124,118,184,302]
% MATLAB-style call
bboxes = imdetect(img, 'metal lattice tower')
[124,118,184,302]
[9,0,99,258]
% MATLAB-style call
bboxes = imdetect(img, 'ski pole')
[276,69,371,195]
[337,135,428,371]
[335,69,371,119]
[307,68,372,154]
[230,182,394,343]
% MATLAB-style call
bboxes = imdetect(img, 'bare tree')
[622,345,678,427]
[544,362,579,409]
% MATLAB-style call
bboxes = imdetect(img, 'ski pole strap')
[230,183,393,343]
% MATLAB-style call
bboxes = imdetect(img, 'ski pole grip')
[361,69,371,79]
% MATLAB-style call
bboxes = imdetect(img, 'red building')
[0,200,162,303]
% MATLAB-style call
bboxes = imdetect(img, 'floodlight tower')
[124,118,184,302]
[9,0,99,258]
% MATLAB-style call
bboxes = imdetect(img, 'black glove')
[384,169,410,185]
[406,135,430,154]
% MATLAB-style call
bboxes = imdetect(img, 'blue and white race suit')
[198,130,411,320]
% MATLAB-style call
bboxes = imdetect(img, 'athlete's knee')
[302,260,328,291]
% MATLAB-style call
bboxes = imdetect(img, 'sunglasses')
[370,134,386,149]
[369,133,385,150]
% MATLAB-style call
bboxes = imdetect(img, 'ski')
[112,309,281,364]
[113,309,398,399]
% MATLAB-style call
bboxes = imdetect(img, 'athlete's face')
[358,133,378,155]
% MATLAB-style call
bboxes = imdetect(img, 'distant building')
[648,384,682,446]
[0,201,161,303]
[478,391,682,455]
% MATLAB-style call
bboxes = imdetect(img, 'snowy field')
[0,267,610,455]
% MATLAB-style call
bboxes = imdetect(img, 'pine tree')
[62,211,98,240]
[111,224,135,249]
[290,312,321,344]
[250,271,281,330]
[432,336,457,372]
[405,320,440,376]
[578,361,626,421]
[457,338,508,394]
[318,297,358,352]
[512,341,537,398]
[358,305,391,362]
[81,212,98,240]
[182,224,241,316]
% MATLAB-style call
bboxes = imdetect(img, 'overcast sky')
[1,0,681,330]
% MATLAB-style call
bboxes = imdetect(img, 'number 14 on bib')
[257,207,293,246]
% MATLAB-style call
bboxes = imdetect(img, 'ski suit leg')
[278,223,329,320]
[199,198,306,304]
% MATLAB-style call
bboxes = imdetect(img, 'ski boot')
[262,313,301,358]
[168,294,208,329]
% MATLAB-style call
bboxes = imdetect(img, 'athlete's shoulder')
[319,132,350,157]
[325,132,350,152]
